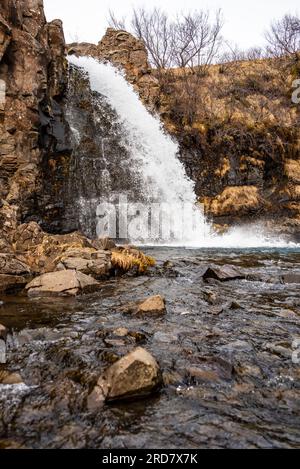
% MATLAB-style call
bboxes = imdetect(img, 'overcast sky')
[44,0,299,50]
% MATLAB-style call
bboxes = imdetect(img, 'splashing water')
[67,56,297,248]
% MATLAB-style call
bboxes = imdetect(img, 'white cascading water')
[68,56,297,248]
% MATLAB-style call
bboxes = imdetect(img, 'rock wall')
[0,0,68,250]
[68,28,160,109]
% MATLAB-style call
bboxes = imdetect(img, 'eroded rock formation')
[0,0,68,250]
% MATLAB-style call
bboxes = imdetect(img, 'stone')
[94,237,116,251]
[0,371,23,385]
[56,249,111,279]
[187,357,233,383]
[87,347,162,409]
[203,266,245,282]
[0,323,7,341]
[0,254,31,275]
[14,222,44,252]
[0,274,28,293]
[219,340,254,354]
[123,295,166,317]
[25,270,100,297]
[281,274,300,284]
[137,295,166,316]
[0,339,6,364]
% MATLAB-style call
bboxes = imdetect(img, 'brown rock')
[0,371,23,385]
[137,295,166,316]
[94,237,116,251]
[56,249,112,278]
[122,295,166,316]
[87,347,161,409]
[14,222,44,252]
[0,274,27,293]
[0,0,67,243]
[25,270,100,297]
[0,253,31,275]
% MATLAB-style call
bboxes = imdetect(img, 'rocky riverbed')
[0,247,299,449]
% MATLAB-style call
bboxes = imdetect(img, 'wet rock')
[87,348,162,409]
[203,265,245,282]
[206,306,224,316]
[113,328,129,337]
[264,343,292,359]
[0,340,6,364]
[26,270,100,297]
[123,295,166,317]
[187,357,233,383]
[0,274,28,293]
[203,290,219,304]
[137,295,166,316]
[281,273,300,284]
[0,324,7,341]
[153,332,179,343]
[219,340,254,354]
[0,371,23,385]
[229,301,242,310]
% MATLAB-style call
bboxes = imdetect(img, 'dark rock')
[203,265,245,282]
[0,323,7,341]
[281,273,300,284]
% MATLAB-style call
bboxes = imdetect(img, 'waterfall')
[66,56,295,248]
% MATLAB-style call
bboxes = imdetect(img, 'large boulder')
[87,348,162,409]
[25,270,100,297]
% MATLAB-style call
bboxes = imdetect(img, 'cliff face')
[68,28,160,109]
[0,0,67,250]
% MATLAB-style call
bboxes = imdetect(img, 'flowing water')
[0,248,300,449]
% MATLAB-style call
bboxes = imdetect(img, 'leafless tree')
[171,10,223,70]
[107,8,223,71]
[131,8,173,69]
[265,14,300,59]
[108,9,126,31]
